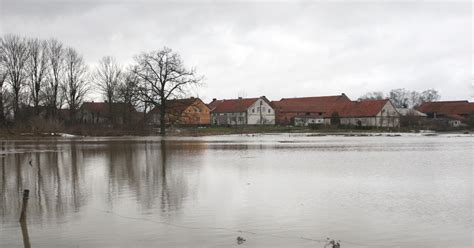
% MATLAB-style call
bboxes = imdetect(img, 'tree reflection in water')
[0,138,210,248]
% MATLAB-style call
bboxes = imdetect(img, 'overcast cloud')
[0,0,472,102]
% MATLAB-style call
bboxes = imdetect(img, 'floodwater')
[0,134,472,248]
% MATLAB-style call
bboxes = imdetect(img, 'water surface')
[0,134,472,247]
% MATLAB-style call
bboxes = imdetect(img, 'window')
[268,109,271,113]
[252,108,255,113]
[262,107,266,112]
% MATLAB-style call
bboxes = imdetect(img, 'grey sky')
[1,0,472,102]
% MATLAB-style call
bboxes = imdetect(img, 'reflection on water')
[0,135,472,248]
[0,139,203,224]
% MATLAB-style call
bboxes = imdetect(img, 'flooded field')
[0,134,472,247]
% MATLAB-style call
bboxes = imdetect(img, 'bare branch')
[0,34,29,120]
[132,47,202,135]
[62,47,89,121]
[26,38,49,113]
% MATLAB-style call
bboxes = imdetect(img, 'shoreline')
[1,126,471,139]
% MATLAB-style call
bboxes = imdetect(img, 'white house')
[209,96,275,125]
[324,99,400,127]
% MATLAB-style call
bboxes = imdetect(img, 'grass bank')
[168,125,421,136]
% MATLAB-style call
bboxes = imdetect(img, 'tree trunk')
[34,85,40,116]
[51,84,58,119]
[159,101,166,136]
[14,90,20,121]
[69,101,76,124]
[0,91,4,124]
[108,99,113,125]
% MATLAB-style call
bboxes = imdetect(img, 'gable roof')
[148,97,208,115]
[207,99,224,111]
[272,94,351,113]
[212,98,259,113]
[325,99,394,118]
[416,101,474,116]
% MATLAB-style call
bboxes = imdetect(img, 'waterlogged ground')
[0,133,472,248]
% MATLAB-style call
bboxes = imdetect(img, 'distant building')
[78,102,139,124]
[326,99,400,127]
[271,94,351,125]
[416,101,474,127]
[209,96,275,125]
[147,97,210,126]
[396,108,427,127]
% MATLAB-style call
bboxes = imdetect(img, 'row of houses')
[76,94,474,128]
[416,100,474,127]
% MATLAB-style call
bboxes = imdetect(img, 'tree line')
[1,34,446,135]
[358,88,440,108]
[0,34,201,134]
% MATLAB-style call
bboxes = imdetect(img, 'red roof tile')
[272,94,351,113]
[326,99,392,118]
[416,101,474,116]
[207,99,224,111]
[211,97,261,113]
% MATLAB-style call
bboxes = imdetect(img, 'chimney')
[238,97,243,100]
[190,96,195,99]
[212,98,217,102]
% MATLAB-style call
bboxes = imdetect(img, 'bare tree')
[420,89,440,103]
[408,91,421,108]
[26,38,49,115]
[132,47,202,135]
[389,88,440,108]
[358,91,385,100]
[94,56,122,123]
[45,39,65,118]
[118,68,139,106]
[62,47,88,121]
[389,88,411,108]
[1,88,14,121]
[117,68,140,124]
[0,34,29,120]
[0,66,6,124]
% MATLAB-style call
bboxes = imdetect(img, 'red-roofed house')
[272,94,351,125]
[209,96,275,125]
[147,97,211,126]
[416,101,474,127]
[207,98,224,112]
[325,99,400,127]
